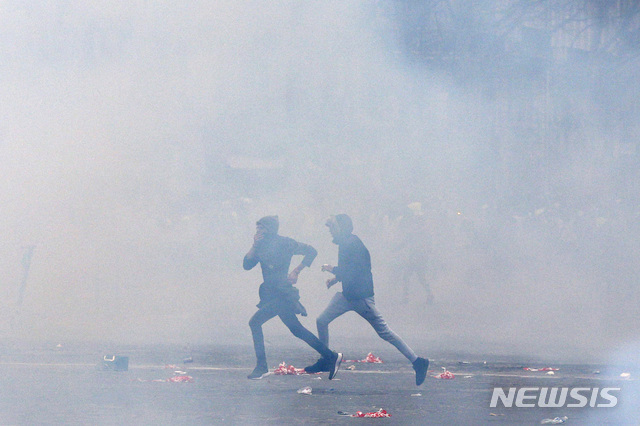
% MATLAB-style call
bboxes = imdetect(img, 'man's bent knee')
[249,317,261,330]
[316,317,328,330]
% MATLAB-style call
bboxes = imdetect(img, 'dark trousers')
[249,303,333,366]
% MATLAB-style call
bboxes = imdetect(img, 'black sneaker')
[304,357,329,374]
[413,357,429,386]
[328,352,343,380]
[247,364,269,380]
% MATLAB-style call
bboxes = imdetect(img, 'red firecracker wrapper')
[351,409,391,418]
[433,369,455,379]
[168,375,194,383]
[273,362,309,375]
[345,352,383,363]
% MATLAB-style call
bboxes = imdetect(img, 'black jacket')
[244,234,317,313]
[333,234,374,300]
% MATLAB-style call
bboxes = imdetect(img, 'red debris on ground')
[273,362,310,375]
[351,409,391,418]
[345,353,383,363]
[168,375,194,383]
[433,369,455,379]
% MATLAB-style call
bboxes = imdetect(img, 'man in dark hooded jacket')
[304,214,429,386]
[244,215,342,380]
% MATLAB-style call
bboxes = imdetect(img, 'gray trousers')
[316,292,417,363]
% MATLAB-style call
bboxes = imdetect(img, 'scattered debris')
[183,357,194,363]
[411,393,422,397]
[346,365,356,370]
[168,375,194,383]
[540,416,568,424]
[349,409,391,418]
[546,371,555,375]
[274,362,312,375]
[297,386,312,395]
[433,367,455,379]
[620,372,631,379]
[490,413,505,416]
[99,355,129,371]
[345,353,383,363]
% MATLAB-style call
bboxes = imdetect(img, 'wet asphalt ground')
[0,342,638,425]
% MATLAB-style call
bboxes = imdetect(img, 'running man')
[304,214,429,386]
[244,215,342,380]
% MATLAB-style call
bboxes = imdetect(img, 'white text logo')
[490,387,620,408]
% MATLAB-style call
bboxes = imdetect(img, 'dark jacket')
[333,234,374,300]
[244,234,317,313]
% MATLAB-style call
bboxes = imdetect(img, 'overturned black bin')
[98,355,129,371]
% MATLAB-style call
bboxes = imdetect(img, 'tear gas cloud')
[1,1,638,364]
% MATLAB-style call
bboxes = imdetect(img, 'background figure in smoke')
[243,215,342,380]
[305,214,429,386]
[394,202,435,305]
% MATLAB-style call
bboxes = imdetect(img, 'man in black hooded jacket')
[304,214,429,386]
[244,215,342,380]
